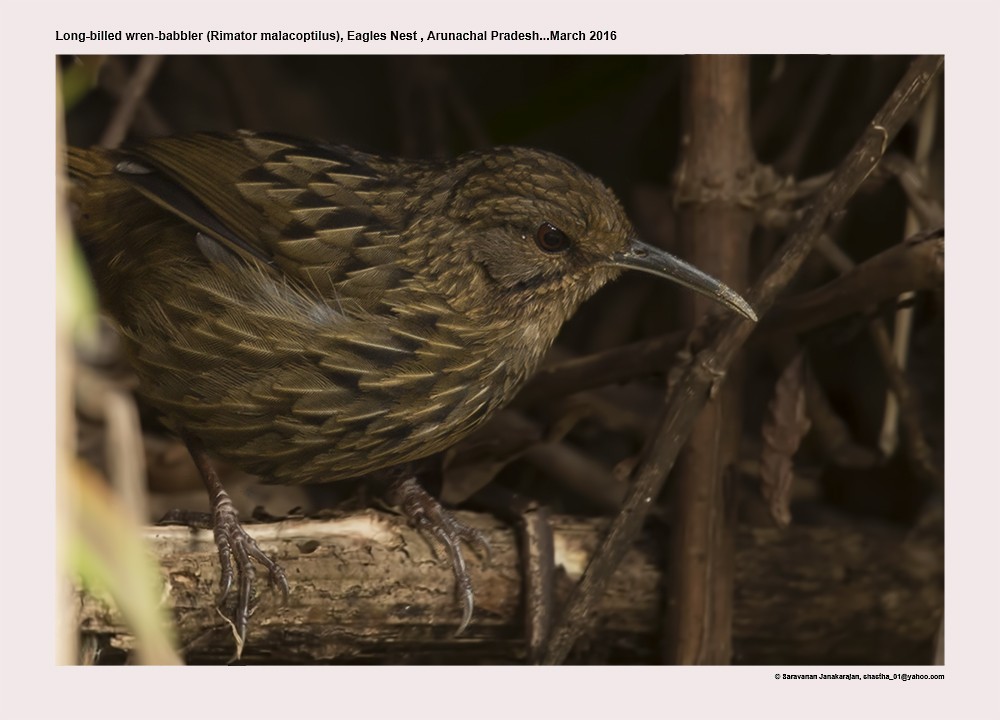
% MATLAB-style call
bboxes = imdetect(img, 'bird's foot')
[210,491,290,641]
[386,476,491,635]
[160,495,289,653]
[161,431,291,657]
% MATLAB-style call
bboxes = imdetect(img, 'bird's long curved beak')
[610,238,758,322]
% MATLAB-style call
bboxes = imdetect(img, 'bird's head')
[413,147,756,334]
[418,147,757,330]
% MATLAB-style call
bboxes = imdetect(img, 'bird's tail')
[64,145,133,300]
[66,145,116,184]
[65,146,130,238]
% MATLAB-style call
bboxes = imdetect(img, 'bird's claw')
[209,495,289,644]
[387,476,491,635]
[159,498,289,649]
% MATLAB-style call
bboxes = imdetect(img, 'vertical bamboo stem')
[666,55,755,664]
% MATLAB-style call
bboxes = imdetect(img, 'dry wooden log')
[76,510,942,665]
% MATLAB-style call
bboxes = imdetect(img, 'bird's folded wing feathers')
[116,132,407,300]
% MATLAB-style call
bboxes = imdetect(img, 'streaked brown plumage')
[68,131,755,643]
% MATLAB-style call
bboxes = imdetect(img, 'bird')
[67,130,757,647]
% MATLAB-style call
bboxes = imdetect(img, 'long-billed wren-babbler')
[67,130,756,645]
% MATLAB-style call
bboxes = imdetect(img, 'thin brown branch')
[761,230,944,334]
[767,332,881,471]
[882,154,945,229]
[809,230,943,483]
[98,57,171,139]
[522,442,626,513]
[519,505,556,664]
[868,321,942,485]
[751,58,815,150]
[514,332,686,407]
[541,55,944,665]
[776,57,845,173]
[99,56,165,148]
[879,78,942,458]
[804,366,883,469]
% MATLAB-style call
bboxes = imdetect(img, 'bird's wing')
[115,131,411,306]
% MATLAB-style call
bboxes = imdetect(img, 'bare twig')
[519,505,556,663]
[776,57,845,173]
[99,56,165,149]
[752,57,816,151]
[803,367,883,469]
[881,154,945,228]
[869,321,942,485]
[810,229,943,483]
[514,332,686,407]
[98,57,170,139]
[879,78,942,456]
[933,617,944,665]
[767,332,882,471]
[522,442,625,513]
[761,230,944,334]
[541,55,944,665]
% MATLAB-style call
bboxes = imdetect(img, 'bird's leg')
[384,475,491,635]
[169,432,290,646]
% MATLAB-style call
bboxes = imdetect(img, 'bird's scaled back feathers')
[68,131,637,483]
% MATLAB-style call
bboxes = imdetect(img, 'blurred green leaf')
[68,461,181,665]
[61,56,104,111]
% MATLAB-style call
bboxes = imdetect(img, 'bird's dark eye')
[534,222,572,254]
